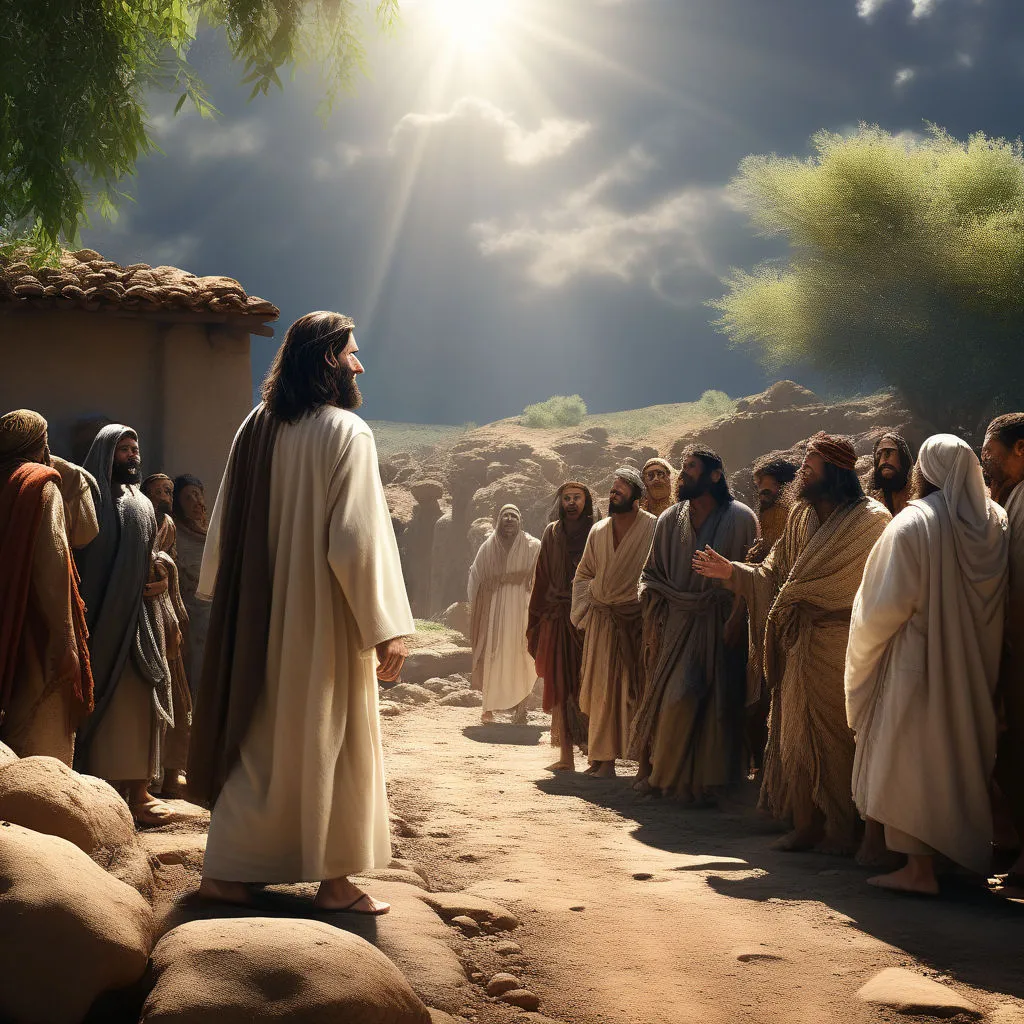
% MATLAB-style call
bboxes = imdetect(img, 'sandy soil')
[381,703,1024,1024]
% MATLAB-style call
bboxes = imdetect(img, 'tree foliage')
[0,0,398,258]
[711,124,1024,432]
[521,395,588,429]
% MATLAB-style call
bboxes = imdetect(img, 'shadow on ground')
[463,723,545,746]
[535,771,1024,1001]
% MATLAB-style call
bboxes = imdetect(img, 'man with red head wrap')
[693,432,890,855]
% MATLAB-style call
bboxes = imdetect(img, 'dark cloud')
[81,0,1024,423]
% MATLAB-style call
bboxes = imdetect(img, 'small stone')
[734,948,786,963]
[495,940,522,955]
[451,916,481,937]
[470,972,484,982]
[500,989,540,1011]
[632,872,653,881]
[856,968,981,1017]
[569,905,585,912]
[428,830,451,839]
[486,973,521,996]
[379,703,403,717]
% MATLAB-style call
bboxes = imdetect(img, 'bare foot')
[197,877,254,906]
[856,837,902,871]
[867,865,939,896]
[632,777,654,794]
[814,834,856,857]
[771,827,823,852]
[546,760,575,772]
[481,711,495,724]
[314,876,390,914]
[593,761,617,779]
[583,762,599,776]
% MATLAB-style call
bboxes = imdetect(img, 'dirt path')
[382,703,1024,1024]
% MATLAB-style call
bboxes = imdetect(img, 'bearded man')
[75,427,175,824]
[640,459,675,518]
[528,482,595,771]
[142,473,192,798]
[694,433,890,853]
[0,410,93,763]
[734,454,799,776]
[867,432,915,516]
[982,412,1024,889]
[190,311,413,915]
[469,504,541,726]
[172,474,210,699]
[845,436,1007,895]
[633,447,757,802]
[571,467,657,779]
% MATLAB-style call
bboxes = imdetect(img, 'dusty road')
[382,702,1024,1024]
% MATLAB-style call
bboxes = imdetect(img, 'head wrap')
[613,466,644,493]
[806,431,857,471]
[555,480,596,526]
[142,473,172,494]
[642,458,674,477]
[873,431,914,471]
[0,409,48,465]
[495,503,522,524]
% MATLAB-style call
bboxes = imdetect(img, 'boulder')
[734,380,818,414]
[439,602,471,636]
[141,917,431,1023]
[500,990,541,1011]
[486,973,522,996]
[451,915,481,937]
[0,822,154,1024]
[438,690,483,708]
[855,968,981,1018]
[0,756,155,898]
[421,677,456,694]
[0,740,17,766]
[387,683,437,705]
[402,649,473,685]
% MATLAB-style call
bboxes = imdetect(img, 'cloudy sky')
[82,0,1024,424]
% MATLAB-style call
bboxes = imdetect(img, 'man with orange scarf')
[0,409,93,763]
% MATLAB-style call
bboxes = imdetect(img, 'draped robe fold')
[527,519,592,750]
[636,501,757,794]
[200,406,414,883]
[571,512,657,762]
[846,490,1007,874]
[468,528,541,712]
[74,426,172,780]
[731,498,890,839]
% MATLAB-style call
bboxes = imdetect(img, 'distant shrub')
[521,394,588,428]
[696,389,736,420]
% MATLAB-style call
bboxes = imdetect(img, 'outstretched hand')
[376,637,409,683]
[692,544,735,581]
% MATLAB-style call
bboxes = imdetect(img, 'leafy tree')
[711,124,1024,433]
[521,395,588,429]
[0,0,398,257]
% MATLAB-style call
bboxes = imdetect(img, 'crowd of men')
[471,427,1024,896]
[0,409,211,824]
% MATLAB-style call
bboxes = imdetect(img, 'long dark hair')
[261,311,356,423]
[816,462,866,506]
[684,445,734,504]
[172,474,203,521]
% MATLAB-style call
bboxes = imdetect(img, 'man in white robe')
[468,504,541,724]
[571,467,658,778]
[846,434,1008,895]
[190,311,413,915]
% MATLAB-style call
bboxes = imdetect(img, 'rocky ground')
[3,673,1022,1024]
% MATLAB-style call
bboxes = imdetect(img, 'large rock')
[141,917,431,1023]
[438,690,483,708]
[439,602,471,636]
[856,968,981,1018]
[0,756,155,898]
[402,649,472,685]
[0,740,17,766]
[386,683,437,705]
[0,822,154,1024]
[417,890,520,932]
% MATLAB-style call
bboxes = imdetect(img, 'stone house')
[0,248,278,491]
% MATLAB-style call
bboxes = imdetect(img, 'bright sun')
[427,0,511,55]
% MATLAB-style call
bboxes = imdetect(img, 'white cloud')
[390,97,591,166]
[310,143,365,180]
[472,147,737,304]
[857,0,942,16]
[894,67,916,86]
[956,51,974,68]
[186,122,266,161]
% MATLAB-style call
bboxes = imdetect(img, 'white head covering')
[917,434,1008,584]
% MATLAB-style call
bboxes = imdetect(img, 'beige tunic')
[571,512,657,762]
[201,407,414,883]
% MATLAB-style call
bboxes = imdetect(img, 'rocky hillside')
[382,381,930,623]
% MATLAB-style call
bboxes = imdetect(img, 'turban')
[614,466,644,492]
[143,473,172,491]
[642,458,674,476]
[496,503,522,522]
[0,409,48,464]
[806,431,857,471]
